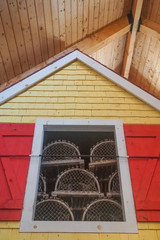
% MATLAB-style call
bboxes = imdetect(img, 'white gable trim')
[0,50,159,111]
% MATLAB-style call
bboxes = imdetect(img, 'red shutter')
[124,125,160,222]
[1,123,160,221]
[0,123,34,220]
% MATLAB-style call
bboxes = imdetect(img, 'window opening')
[35,131,123,222]
[20,119,137,233]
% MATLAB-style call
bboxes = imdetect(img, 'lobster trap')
[34,199,74,221]
[42,140,84,167]
[37,175,48,200]
[35,136,123,222]
[82,198,123,221]
[39,140,84,193]
[89,139,117,194]
[107,171,121,201]
[52,168,103,220]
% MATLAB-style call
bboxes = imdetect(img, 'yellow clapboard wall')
[0,61,160,124]
[0,61,160,239]
[0,222,160,240]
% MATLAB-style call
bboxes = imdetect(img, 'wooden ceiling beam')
[0,16,130,92]
[76,16,130,55]
[121,0,144,79]
[140,19,160,39]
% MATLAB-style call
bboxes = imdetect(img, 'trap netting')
[38,175,46,193]
[55,168,100,192]
[42,140,81,161]
[89,139,117,194]
[82,199,123,221]
[52,168,102,220]
[34,199,74,221]
[108,171,120,193]
[90,139,116,162]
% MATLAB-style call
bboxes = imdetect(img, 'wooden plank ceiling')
[0,0,160,99]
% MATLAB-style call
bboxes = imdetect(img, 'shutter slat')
[136,158,158,202]
[124,125,160,222]
[0,136,22,200]
[0,123,34,220]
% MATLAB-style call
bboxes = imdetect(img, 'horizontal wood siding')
[0,61,160,124]
[0,222,160,240]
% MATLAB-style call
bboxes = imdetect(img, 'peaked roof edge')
[0,50,159,112]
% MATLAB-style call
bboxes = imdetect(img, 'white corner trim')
[0,49,159,111]
[0,51,77,105]
[20,118,138,233]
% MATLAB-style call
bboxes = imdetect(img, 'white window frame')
[20,118,138,233]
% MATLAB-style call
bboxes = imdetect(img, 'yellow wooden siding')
[0,222,160,240]
[0,61,160,124]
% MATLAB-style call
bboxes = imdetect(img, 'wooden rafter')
[121,0,144,79]
[76,16,130,55]
[0,16,130,92]
[140,19,160,39]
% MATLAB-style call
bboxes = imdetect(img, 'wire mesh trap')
[35,137,123,222]
[82,198,123,221]
[40,140,84,193]
[107,171,121,201]
[42,140,81,162]
[37,175,48,200]
[52,168,103,220]
[55,168,100,192]
[108,171,120,193]
[34,199,74,221]
[90,139,116,162]
[38,175,46,193]
[89,139,117,194]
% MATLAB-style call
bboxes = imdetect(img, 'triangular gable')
[0,50,159,111]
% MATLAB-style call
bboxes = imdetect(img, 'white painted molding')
[76,51,160,112]
[20,118,138,233]
[0,49,159,111]
[0,51,77,105]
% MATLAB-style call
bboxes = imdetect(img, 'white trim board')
[0,49,159,111]
[20,118,138,233]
